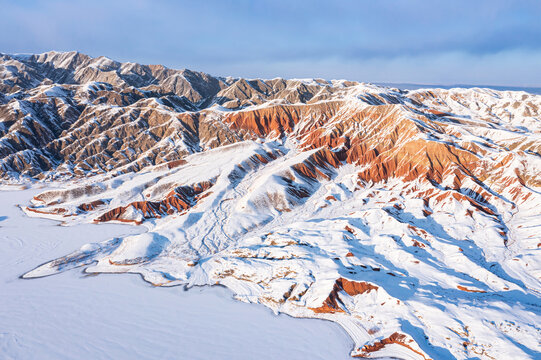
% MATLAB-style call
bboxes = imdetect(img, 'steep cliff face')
[4,52,541,360]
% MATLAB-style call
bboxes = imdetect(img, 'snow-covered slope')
[0,188,352,360]
[2,52,540,359]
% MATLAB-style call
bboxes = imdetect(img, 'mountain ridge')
[2,51,540,359]
[379,82,541,95]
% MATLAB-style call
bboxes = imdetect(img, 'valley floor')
[0,187,353,360]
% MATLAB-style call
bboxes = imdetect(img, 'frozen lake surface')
[0,188,352,360]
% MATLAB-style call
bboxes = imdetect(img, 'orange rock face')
[339,278,379,296]
[225,106,299,137]
[94,181,214,223]
[311,278,378,313]
[213,96,538,224]
[26,207,68,216]
[354,332,430,359]
[221,102,489,196]
[456,285,487,293]
[292,149,341,181]
[77,200,106,212]
[166,159,187,169]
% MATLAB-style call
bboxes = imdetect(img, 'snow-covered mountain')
[2,51,540,359]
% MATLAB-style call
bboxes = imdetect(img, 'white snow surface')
[0,188,353,360]
[3,82,541,359]
[16,136,541,359]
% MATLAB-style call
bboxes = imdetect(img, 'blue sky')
[2,0,540,86]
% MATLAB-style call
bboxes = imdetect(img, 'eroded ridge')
[6,52,541,360]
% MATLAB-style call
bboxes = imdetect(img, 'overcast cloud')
[2,0,540,86]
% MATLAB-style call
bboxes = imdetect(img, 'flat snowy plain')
[0,187,353,360]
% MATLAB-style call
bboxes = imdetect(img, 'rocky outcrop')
[311,278,378,313]
[94,181,214,224]
[354,332,429,359]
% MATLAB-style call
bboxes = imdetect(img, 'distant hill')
[379,82,541,95]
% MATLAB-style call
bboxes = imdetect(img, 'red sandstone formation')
[311,278,378,313]
[166,159,187,169]
[77,200,106,212]
[457,285,487,293]
[225,106,299,137]
[26,207,68,216]
[94,181,213,223]
[354,332,430,359]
